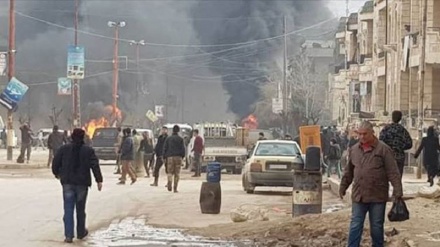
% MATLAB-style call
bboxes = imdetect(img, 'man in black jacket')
[163,125,186,193]
[52,128,103,244]
[151,126,168,187]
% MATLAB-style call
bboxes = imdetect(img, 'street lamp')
[129,40,146,126]
[108,21,125,125]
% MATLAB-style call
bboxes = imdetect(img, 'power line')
[15,10,337,48]
[26,70,112,86]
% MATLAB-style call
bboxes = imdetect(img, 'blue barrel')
[206,162,221,183]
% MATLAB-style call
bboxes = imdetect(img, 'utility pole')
[6,0,16,161]
[282,15,288,133]
[108,21,126,125]
[417,0,428,179]
[129,40,145,126]
[345,0,349,124]
[72,0,81,128]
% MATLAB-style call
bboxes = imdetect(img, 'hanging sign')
[67,45,85,79]
[57,77,72,95]
[0,52,6,76]
[0,77,28,110]
[155,105,164,118]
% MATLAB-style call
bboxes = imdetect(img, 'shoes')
[150,178,158,187]
[64,238,73,243]
[78,229,89,240]
[117,181,125,185]
[167,181,172,192]
[130,179,137,185]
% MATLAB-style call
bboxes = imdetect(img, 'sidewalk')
[327,174,429,204]
[0,149,49,169]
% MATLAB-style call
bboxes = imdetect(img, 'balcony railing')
[359,58,373,82]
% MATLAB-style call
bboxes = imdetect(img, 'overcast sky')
[327,0,367,17]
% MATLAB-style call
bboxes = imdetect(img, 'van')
[91,127,119,160]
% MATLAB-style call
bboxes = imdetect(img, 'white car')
[242,140,304,194]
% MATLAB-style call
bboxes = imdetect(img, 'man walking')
[140,131,154,178]
[47,125,66,167]
[35,130,46,150]
[340,121,402,247]
[191,129,204,177]
[379,110,413,178]
[18,124,33,163]
[163,125,186,193]
[326,138,342,179]
[151,126,168,187]
[52,128,103,243]
[132,129,144,176]
[114,127,123,174]
[118,128,137,185]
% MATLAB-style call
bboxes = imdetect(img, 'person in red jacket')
[191,129,204,177]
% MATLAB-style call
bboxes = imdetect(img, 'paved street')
[0,150,342,247]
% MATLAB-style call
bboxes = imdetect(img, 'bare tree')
[49,105,63,126]
[288,50,327,127]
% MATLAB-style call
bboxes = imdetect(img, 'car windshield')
[255,142,300,156]
[93,128,118,138]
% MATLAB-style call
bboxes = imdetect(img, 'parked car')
[241,140,304,194]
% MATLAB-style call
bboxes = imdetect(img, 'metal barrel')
[292,170,322,217]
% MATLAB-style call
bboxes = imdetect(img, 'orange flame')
[84,105,122,137]
[242,114,258,129]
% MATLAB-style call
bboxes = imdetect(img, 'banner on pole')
[67,45,85,79]
[57,77,72,95]
[146,110,158,122]
[0,52,7,76]
[0,77,28,110]
[272,98,283,114]
[155,105,164,118]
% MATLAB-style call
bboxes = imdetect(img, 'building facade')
[329,0,440,135]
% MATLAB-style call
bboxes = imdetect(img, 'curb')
[0,163,48,169]
[327,178,352,204]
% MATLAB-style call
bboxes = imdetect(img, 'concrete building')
[329,0,440,133]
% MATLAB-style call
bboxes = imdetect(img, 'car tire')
[243,175,255,194]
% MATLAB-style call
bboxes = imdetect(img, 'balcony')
[332,70,348,89]
[348,64,359,80]
[375,0,386,10]
[359,58,373,81]
[426,30,440,64]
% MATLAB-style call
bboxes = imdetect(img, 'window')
[255,142,300,157]
[93,128,118,138]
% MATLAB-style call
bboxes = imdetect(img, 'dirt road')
[0,165,342,247]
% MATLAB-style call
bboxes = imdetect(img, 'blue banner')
[67,45,85,79]
[0,77,28,110]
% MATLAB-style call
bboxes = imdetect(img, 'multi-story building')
[329,0,440,132]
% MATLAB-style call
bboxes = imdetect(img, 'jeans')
[62,184,89,239]
[193,153,201,176]
[348,202,386,247]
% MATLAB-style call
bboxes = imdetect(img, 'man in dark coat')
[52,128,103,243]
[117,128,136,185]
[163,125,186,193]
[414,126,440,186]
[47,125,67,167]
[18,124,33,163]
[379,110,413,178]
[150,126,168,186]
[340,121,402,247]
